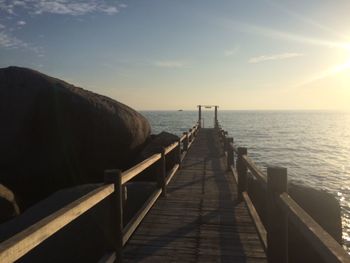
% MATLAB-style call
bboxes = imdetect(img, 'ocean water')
[141,110,350,251]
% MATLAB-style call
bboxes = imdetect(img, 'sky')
[1,0,350,110]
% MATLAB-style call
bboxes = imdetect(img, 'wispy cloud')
[154,60,187,68]
[17,20,26,26]
[224,46,240,57]
[0,31,43,54]
[221,19,350,50]
[0,31,27,48]
[0,1,126,55]
[0,1,126,16]
[248,53,304,63]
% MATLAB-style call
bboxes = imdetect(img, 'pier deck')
[123,128,267,262]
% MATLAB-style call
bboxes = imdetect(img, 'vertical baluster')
[236,147,248,201]
[267,166,288,263]
[104,169,123,263]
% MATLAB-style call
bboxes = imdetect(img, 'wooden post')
[236,147,247,201]
[158,147,166,197]
[188,128,192,142]
[226,137,233,171]
[267,166,288,263]
[214,106,218,127]
[177,139,182,167]
[198,105,202,128]
[104,169,123,263]
[183,132,189,151]
[223,131,229,151]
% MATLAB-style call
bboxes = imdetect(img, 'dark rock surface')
[247,176,342,263]
[0,184,20,224]
[0,66,151,211]
[0,182,157,263]
[133,131,179,181]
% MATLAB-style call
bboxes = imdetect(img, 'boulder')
[0,66,151,211]
[0,184,20,224]
[134,132,179,181]
[247,176,342,263]
[0,182,157,262]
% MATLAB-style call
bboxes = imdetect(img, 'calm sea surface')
[141,110,350,251]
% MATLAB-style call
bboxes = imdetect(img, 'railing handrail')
[0,122,201,263]
[0,184,115,262]
[278,192,350,263]
[122,153,161,184]
[218,121,350,263]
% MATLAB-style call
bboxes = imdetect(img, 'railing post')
[158,147,166,197]
[267,166,288,263]
[104,169,123,263]
[236,147,247,201]
[177,139,182,167]
[183,132,189,151]
[226,137,233,171]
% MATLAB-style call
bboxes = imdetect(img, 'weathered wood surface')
[123,128,267,262]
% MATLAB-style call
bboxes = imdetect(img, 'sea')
[141,110,350,252]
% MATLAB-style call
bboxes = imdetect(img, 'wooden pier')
[123,128,266,262]
[1,106,350,263]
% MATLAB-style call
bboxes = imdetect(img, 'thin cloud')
[0,31,43,54]
[224,46,240,57]
[17,20,26,26]
[0,31,27,48]
[0,1,126,16]
[249,52,303,63]
[221,19,349,50]
[0,1,126,55]
[154,60,187,68]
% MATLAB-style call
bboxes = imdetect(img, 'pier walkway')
[123,128,267,262]
[2,108,349,263]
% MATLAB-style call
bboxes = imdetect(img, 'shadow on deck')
[123,128,267,262]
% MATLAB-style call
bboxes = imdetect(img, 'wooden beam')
[242,191,267,252]
[267,166,288,263]
[122,189,162,246]
[243,155,267,185]
[0,184,114,263]
[279,193,350,263]
[164,141,179,155]
[104,169,123,263]
[165,164,180,186]
[122,153,161,185]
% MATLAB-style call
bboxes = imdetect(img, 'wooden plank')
[0,184,114,263]
[123,128,267,262]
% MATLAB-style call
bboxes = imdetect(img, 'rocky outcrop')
[0,184,20,224]
[247,176,342,263]
[0,66,151,211]
[133,132,179,181]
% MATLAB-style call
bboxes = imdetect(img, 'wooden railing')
[216,120,350,263]
[0,122,200,263]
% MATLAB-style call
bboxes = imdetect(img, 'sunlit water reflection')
[142,110,350,252]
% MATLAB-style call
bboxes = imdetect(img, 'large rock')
[247,176,342,263]
[0,184,20,224]
[0,66,151,211]
[0,182,157,262]
[133,132,179,181]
